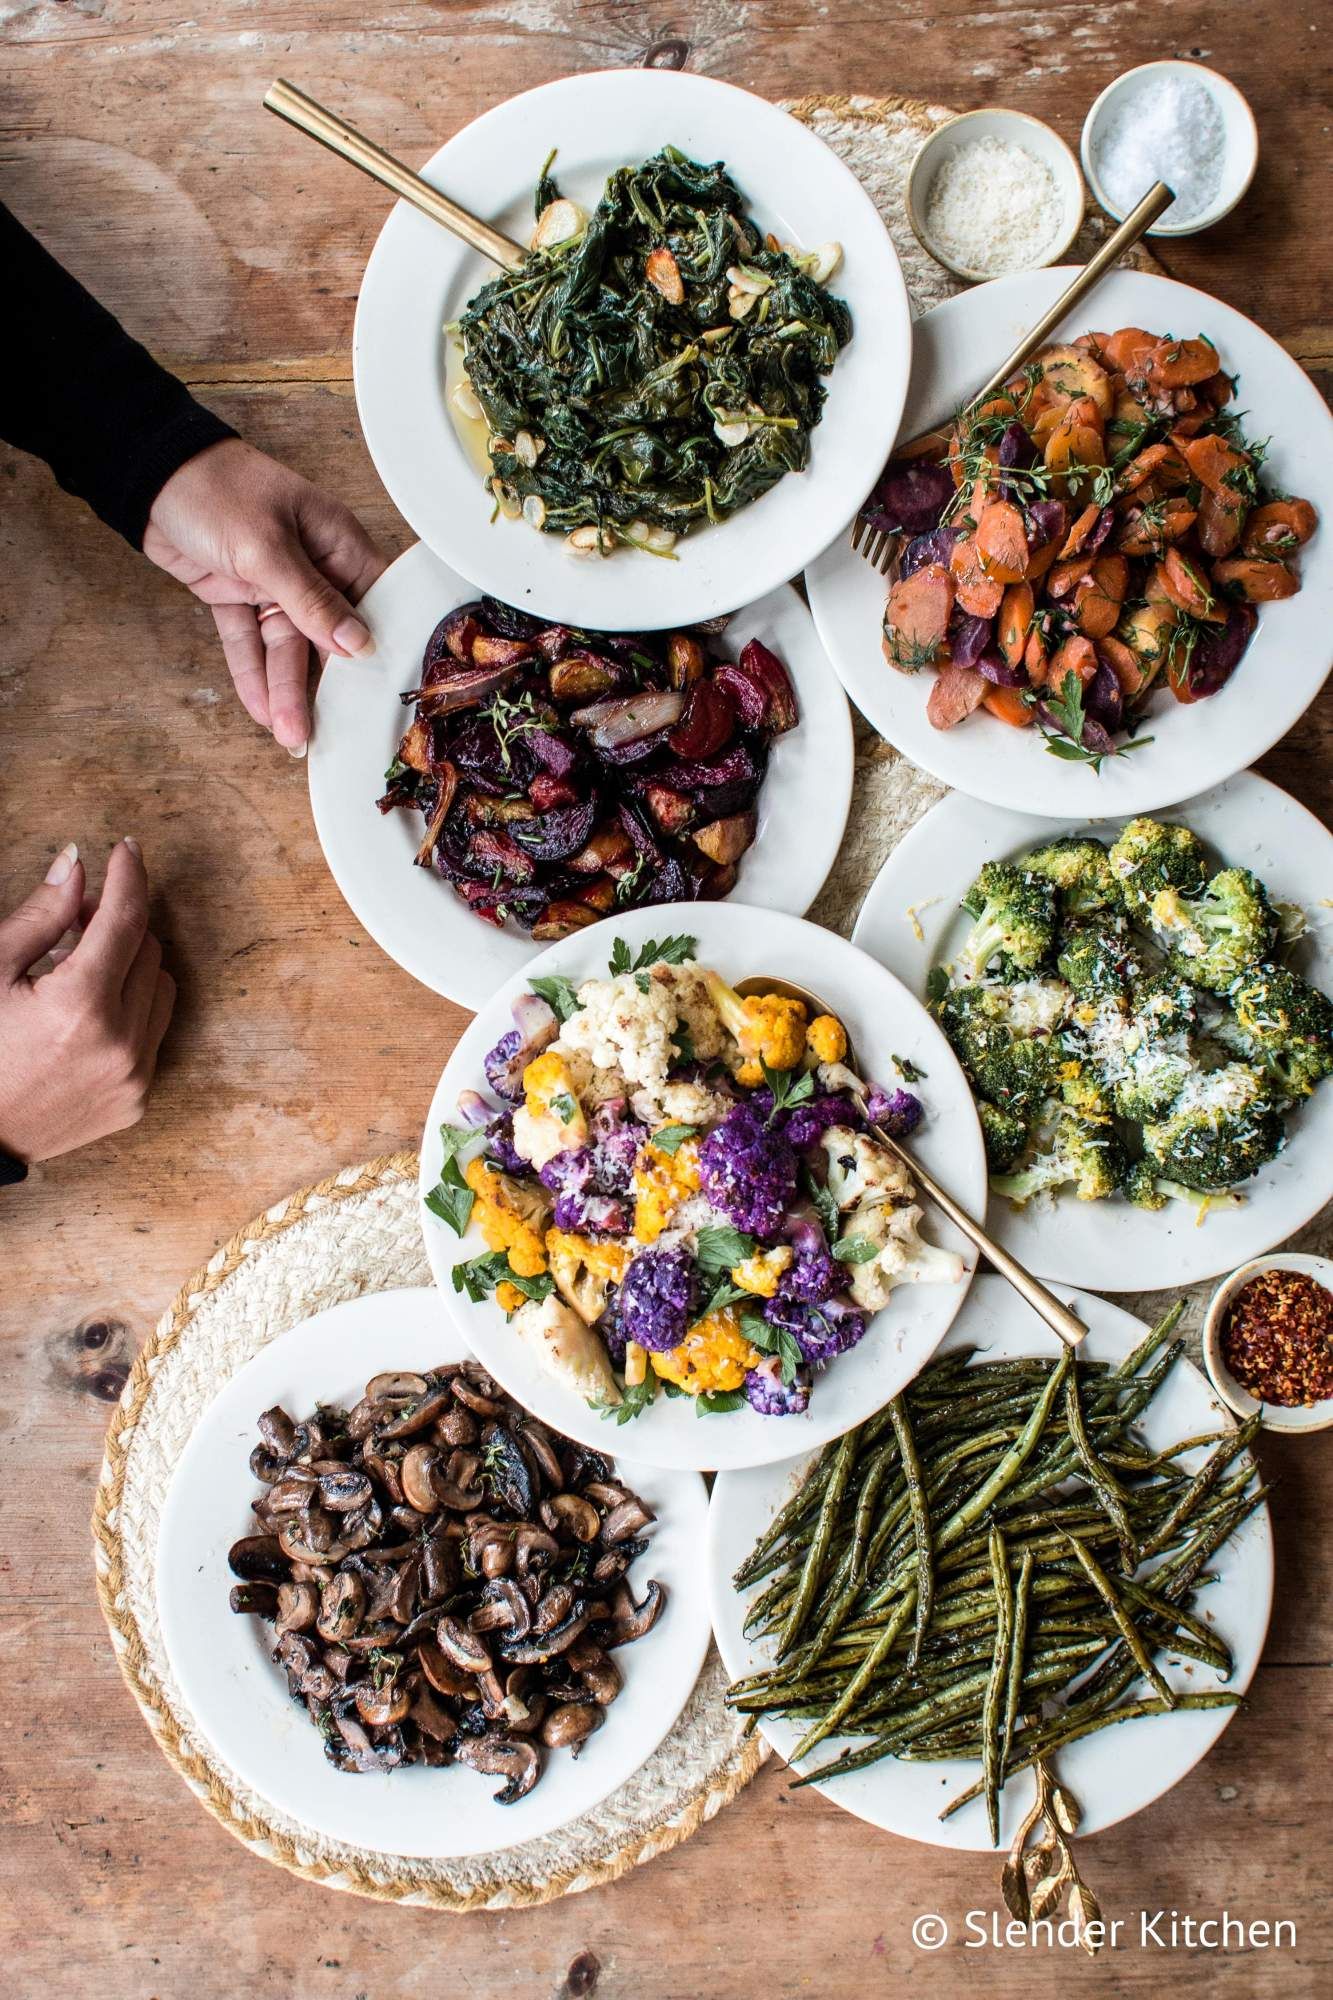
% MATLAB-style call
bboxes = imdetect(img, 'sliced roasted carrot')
[1141,336,1219,391]
[1161,547,1226,622]
[1195,370,1233,410]
[1242,498,1319,557]
[1144,563,1177,608]
[1180,431,1251,496]
[1074,554,1131,639]
[1045,417,1105,486]
[982,683,1035,726]
[1037,344,1114,419]
[1212,556,1300,603]
[1115,441,1178,496]
[1024,625,1051,687]
[1113,499,1198,556]
[1196,485,1246,558]
[1048,635,1098,688]
[1047,553,1097,601]
[1118,598,1180,678]
[883,562,955,669]
[1059,503,1102,558]
[950,536,1005,617]
[975,499,1029,583]
[1097,633,1151,699]
[1099,327,1158,375]
[1111,386,1152,430]
[998,582,1034,668]
[926,663,989,730]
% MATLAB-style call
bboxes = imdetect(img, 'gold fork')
[738,974,1089,1349]
[852,181,1174,575]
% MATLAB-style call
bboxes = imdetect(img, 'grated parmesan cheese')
[923,136,1063,276]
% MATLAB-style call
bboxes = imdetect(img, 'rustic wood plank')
[1,3,1329,1992]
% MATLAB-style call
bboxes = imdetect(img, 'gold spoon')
[737,975,1089,1349]
[264,79,526,272]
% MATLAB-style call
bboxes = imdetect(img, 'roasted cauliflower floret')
[544,1226,631,1324]
[463,1158,550,1276]
[649,1309,761,1395]
[731,1245,794,1298]
[806,1013,848,1065]
[632,1135,702,1243]
[512,1049,589,1169]
[704,971,809,1077]
[511,1292,621,1404]
[820,1126,914,1210]
[840,1203,966,1310]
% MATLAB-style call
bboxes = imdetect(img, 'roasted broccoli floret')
[1133,970,1202,1036]
[1141,1063,1285,1191]
[1150,867,1278,993]
[1121,1159,1242,1215]
[1056,914,1139,996]
[1108,817,1210,919]
[990,1109,1124,1206]
[1051,1035,1113,1117]
[1228,964,1333,1097]
[936,985,1056,1120]
[1023,836,1123,914]
[978,1101,1028,1173]
[1063,990,1194,1124]
[958,862,1057,979]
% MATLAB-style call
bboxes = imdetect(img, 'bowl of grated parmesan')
[905,108,1084,283]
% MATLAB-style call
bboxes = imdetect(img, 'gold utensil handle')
[875,1126,1089,1349]
[970,181,1175,408]
[264,78,527,272]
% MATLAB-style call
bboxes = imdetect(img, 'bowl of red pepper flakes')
[1203,1253,1333,1435]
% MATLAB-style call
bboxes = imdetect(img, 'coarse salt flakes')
[924,136,1064,276]
[1092,71,1225,224]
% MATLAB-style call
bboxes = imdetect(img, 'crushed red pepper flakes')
[1221,1268,1333,1408]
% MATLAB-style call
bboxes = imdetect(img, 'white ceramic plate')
[806,266,1333,817]
[709,1275,1274,1850]
[156,1289,712,1858]
[309,542,853,1009]
[419,902,985,1471]
[851,772,1333,1290]
[354,68,911,629]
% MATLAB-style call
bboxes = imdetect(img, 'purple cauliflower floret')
[483,1028,524,1101]
[778,1219,839,1304]
[616,1247,699,1353]
[598,1301,627,1369]
[588,1099,647,1194]
[552,1191,630,1237]
[764,1294,869,1367]
[482,993,559,1099]
[483,1110,528,1177]
[866,1084,923,1137]
[540,1147,594,1199]
[744,1357,812,1416]
[747,1088,862,1150]
[698,1104,797,1240]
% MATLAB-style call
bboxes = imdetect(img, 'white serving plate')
[851,771,1333,1291]
[709,1276,1274,1849]
[309,543,853,1010]
[419,902,985,1471]
[156,1289,712,1858]
[806,266,1333,818]
[354,68,911,629]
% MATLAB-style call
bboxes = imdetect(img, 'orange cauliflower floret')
[495,1279,526,1314]
[806,1013,848,1064]
[650,1309,761,1395]
[731,1245,793,1298]
[632,1137,702,1243]
[463,1158,549,1277]
[544,1227,631,1324]
[704,972,808,1076]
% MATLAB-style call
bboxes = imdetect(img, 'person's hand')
[0,841,176,1165]
[143,438,386,754]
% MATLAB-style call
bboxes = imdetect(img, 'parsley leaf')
[652,1123,699,1156]
[925,964,951,1009]
[695,1225,757,1279]
[696,1388,747,1416]
[609,933,698,976]
[591,1374,658,1424]
[423,1154,475,1236]
[761,1060,816,1122]
[800,1162,840,1240]
[550,1091,577,1124]
[893,1054,926,1083]
[529,973,583,1022]
[609,937,632,976]
[699,1278,749,1318]
[634,971,651,995]
[833,1234,879,1264]
[661,1378,689,1399]
[452,1251,553,1307]
[1036,670,1155,774]
[741,1308,802,1385]
[438,1120,478,1166]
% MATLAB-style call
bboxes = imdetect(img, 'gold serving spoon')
[264,79,526,271]
[737,974,1089,1349]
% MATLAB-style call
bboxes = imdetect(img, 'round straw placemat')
[93,1152,766,1908]
[92,95,1169,1908]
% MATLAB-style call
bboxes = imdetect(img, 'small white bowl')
[1202,1252,1333,1435]
[1081,61,1258,237]
[906,108,1084,282]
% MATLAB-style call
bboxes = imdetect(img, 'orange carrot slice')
[883,562,954,669]
[1211,556,1300,603]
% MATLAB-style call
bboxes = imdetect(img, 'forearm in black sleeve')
[1,200,238,548]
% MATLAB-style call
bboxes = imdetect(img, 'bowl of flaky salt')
[1081,60,1259,237]
[905,107,1085,283]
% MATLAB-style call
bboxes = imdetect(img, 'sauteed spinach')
[455,146,851,551]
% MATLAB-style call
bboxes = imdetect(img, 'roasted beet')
[528,730,579,778]
[450,715,525,794]
[976,650,1025,688]
[667,682,736,760]
[865,459,953,535]
[665,740,761,793]
[528,773,581,812]
[1027,498,1067,549]
[423,602,486,674]
[901,524,960,577]
[642,783,696,836]
[1187,603,1256,697]
[1084,662,1125,731]
[468,828,538,885]
[640,858,695,905]
[512,799,600,863]
[711,661,768,730]
[738,641,798,733]
[617,799,665,865]
[949,614,993,670]
[480,597,545,642]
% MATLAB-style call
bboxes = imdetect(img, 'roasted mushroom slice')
[540,1702,604,1753]
[468,1577,532,1640]
[354,1678,413,1728]
[228,1581,279,1617]
[543,1492,600,1543]
[316,1570,365,1644]
[275,1579,320,1637]
[480,1422,536,1517]
[257,1405,298,1459]
[500,1602,592,1664]
[601,1577,666,1646]
[600,1496,656,1544]
[435,1614,494,1678]
[399,1443,442,1515]
[227,1534,289,1584]
[455,1733,542,1804]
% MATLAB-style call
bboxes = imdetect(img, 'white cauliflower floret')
[842,1203,966,1311]
[511,1293,621,1405]
[821,1126,914,1210]
[559,963,734,1129]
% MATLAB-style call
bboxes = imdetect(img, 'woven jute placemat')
[92,94,1168,1910]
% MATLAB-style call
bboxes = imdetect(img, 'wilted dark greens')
[457,146,852,544]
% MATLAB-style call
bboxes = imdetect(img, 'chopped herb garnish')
[652,1123,699,1156]
[761,1060,816,1122]
[610,933,698,976]
[529,973,583,1022]
[695,1225,758,1278]
[592,1374,658,1423]
[833,1234,879,1264]
[696,1388,748,1416]
[423,1154,475,1236]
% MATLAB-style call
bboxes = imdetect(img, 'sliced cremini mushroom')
[257,1405,298,1458]
[500,1602,592,1664]
[568,1638,622,1705]
[456,1732,542,1804]
[432,1405,478,1449]
[514,1524,559,1577]
[602,1577,666,1646]
[318,1466,373,1513]
[540,1701,604,1753]
[376,1383,454,1441]
[399,1444,442,1515]
[517,1421,563,1489]
[354,1679,412,1728]
[228,1581,279,1617]
[366,1372,428,1403]
[600,1496,656,1544]
[436,1614,493,1677]
[316,1570,365,1644]
[535,1583,575,1633]
[469,1577,532,1641]
[450,1372,507,1418]
[468,1520,515,1579]
[409,1680,458,1742]
[275,1579,320,1637]
[544,1493,600,1543]
[417,1634,479,1701]
[227,1534,289,1583]
[266,1467,319,1516]
[360,1444,404,1505]
[480,1422,535,1517]
[419,1531,460,1604]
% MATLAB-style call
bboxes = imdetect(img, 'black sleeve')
[2,200,238,548]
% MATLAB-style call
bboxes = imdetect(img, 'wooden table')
[3,4,1330,1993]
